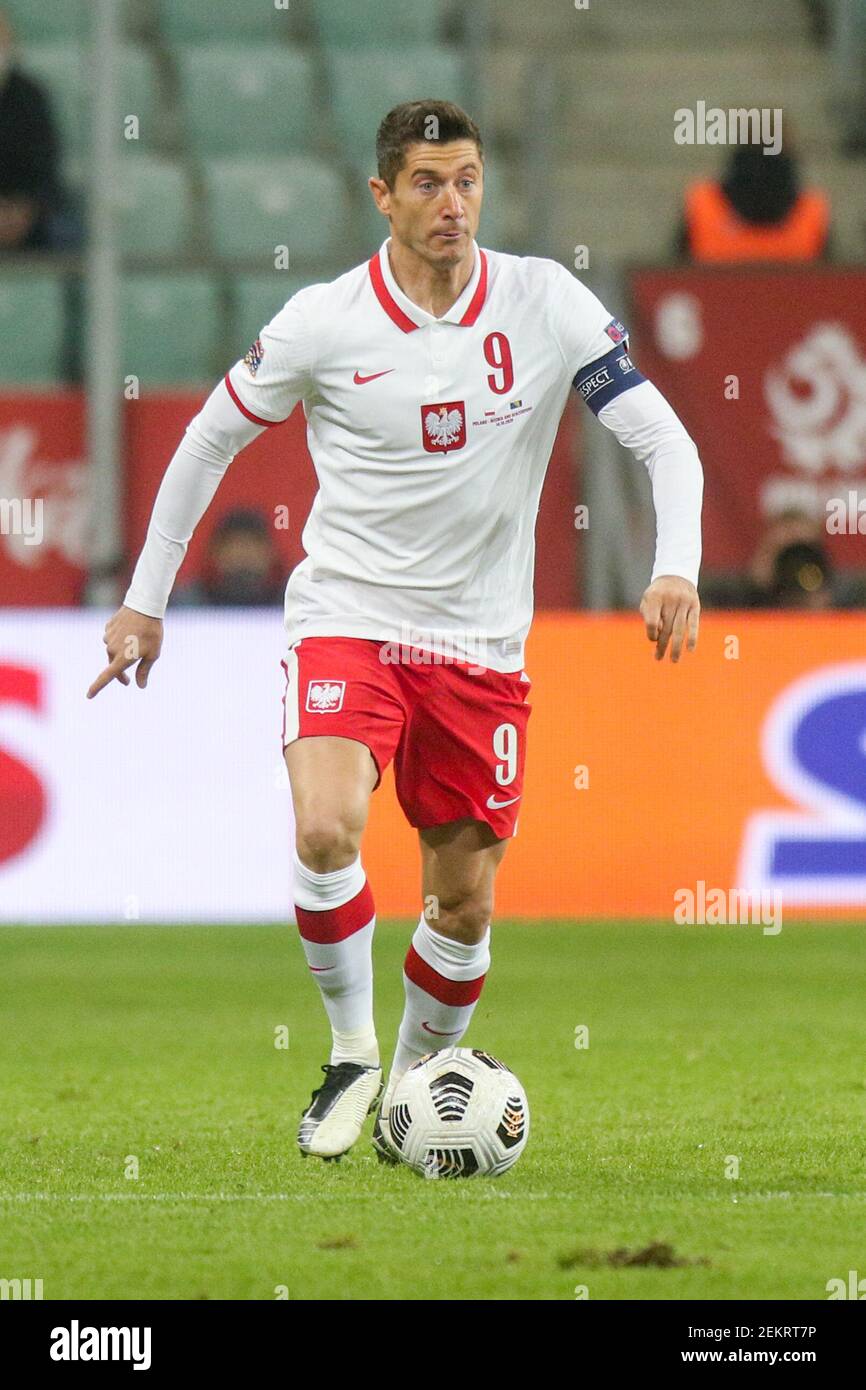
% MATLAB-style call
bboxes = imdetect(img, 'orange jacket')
[684,179,829,262]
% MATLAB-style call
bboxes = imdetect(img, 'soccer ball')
[385,1047,529,1178]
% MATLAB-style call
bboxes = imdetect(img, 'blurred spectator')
[0,8,80,252]
[678,143,831,262]
[748,507,824,592]
[769,540,834,608]
[170,508,286,607]
[701,506,866,608]
[803,0,831,44]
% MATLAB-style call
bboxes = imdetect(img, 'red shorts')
[280,636,532,838]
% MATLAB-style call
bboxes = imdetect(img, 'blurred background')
[1,0,865,922]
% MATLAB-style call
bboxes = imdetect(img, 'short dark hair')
[375,99,483,189]
[213,508,270,542]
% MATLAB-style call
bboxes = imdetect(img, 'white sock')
[386,915,490,1107]
[293,850,379,1067]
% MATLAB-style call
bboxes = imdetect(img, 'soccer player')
[87,101,702,1163]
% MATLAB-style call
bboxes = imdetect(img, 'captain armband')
[573,339,646,417]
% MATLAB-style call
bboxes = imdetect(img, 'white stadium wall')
[0,611,296,923]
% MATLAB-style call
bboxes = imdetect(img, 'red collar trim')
[460,247,488,326]
[368,247,488,332]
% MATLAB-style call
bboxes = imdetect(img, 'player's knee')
[295,814,363,873]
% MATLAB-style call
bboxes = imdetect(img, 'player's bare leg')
[286,735,383,1160]
[374,818,509,1161]
[417,818,510,943]
[287,734,376,871]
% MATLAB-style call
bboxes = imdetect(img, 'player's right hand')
[87,606,164,699]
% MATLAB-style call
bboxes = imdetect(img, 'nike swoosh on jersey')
[353,369,395,384]
[486,793,521,809]
[421,1022,463,1036]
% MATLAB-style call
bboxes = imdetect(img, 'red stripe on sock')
[404,944,486,1006]
[295,881,375,944]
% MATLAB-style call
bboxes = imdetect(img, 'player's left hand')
[639,575,700,663]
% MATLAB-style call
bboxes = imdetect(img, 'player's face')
[379,142,483,266]
[212,533,271,579]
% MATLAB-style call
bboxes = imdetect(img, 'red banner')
[0,393,87,605]
[628,267,866,570]
[124,392,316,591]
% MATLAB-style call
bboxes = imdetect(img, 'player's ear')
[368,176,390,215]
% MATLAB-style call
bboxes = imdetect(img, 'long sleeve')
[597,379,703,587]
[549,262,703,589]
[123,380,265,618]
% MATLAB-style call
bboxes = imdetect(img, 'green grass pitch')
[0,919,863,1301]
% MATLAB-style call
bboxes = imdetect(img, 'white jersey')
[125,239,703,671]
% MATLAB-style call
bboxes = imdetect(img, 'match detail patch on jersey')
[573,344,646,416]
[306,680,345,713]
[604,319,628,345]
[422,401,466,453]
[243,338,264,375]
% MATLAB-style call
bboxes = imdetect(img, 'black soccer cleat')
[297,1062,383,1159]
[371,1106,400,1166]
